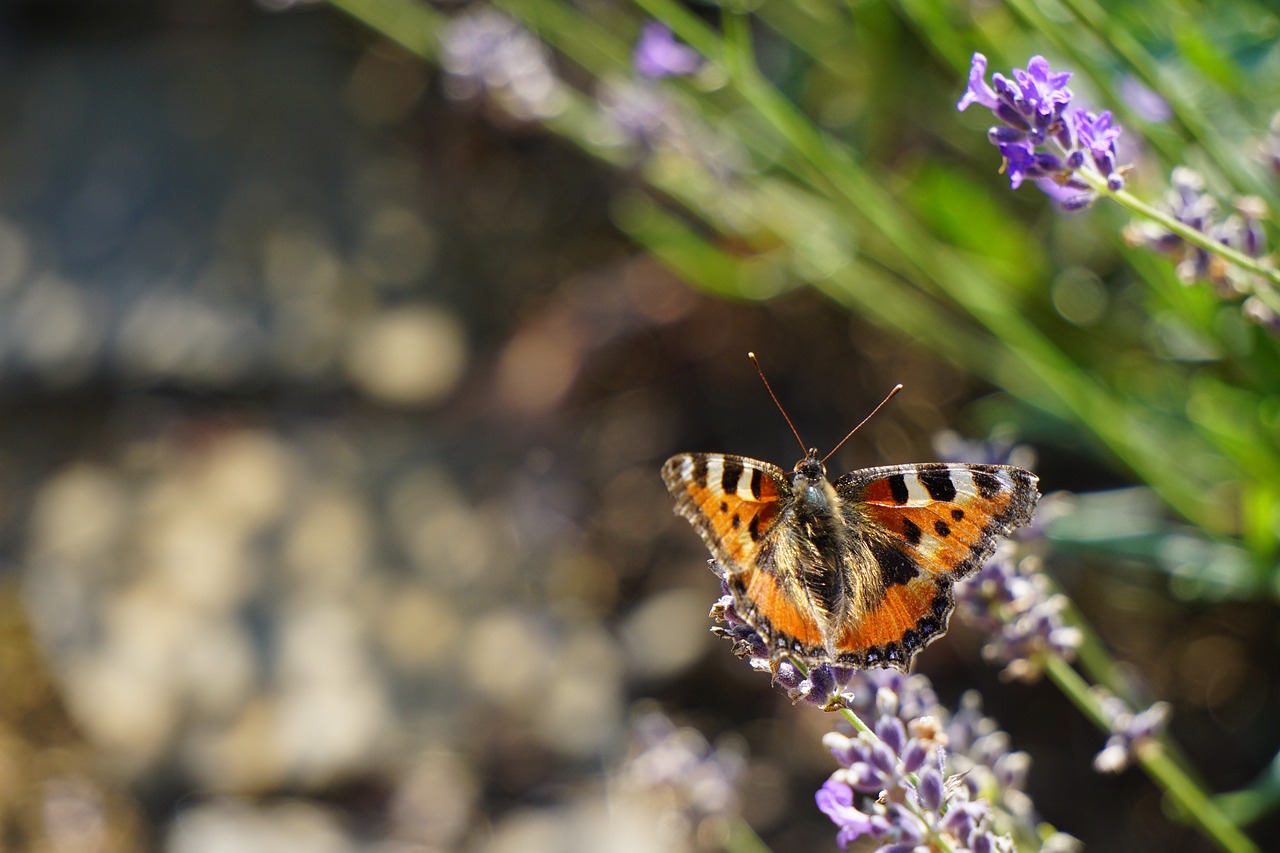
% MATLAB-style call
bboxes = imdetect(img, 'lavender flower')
[947,691,1037,826]
[595,78,745,181]
[1119,75,1172,124]
[708,577,856,709]
[633,22,702,78]
[597,79,680,149]
[819,670,1078,852]
[1123,167,1275,329]
[954,545,1082,682]
[1091,690,1172,773]
[707,572,1076,849]
[818,716,1013,851]
[1262,112,1280,178]
[958,53,1126,208]
[933,429,1037,470]
[620,706,747,835]
[439,9,566,122]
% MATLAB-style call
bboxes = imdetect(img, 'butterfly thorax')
[789,452,843,545]
[782,451,857,640]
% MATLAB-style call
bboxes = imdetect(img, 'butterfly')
[661,361,1040,672]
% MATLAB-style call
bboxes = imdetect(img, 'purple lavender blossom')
[1119,75,1172,123]
[707,579,1076,849]
[959,53,1126,207]
[708,579,854,708]
[595,78,745,181]
[817,671,1080,851]
[815,778,889,846]
[622,706,746,824]
[1072,109,1124,190]
[634,22,701,78]
[597,79,678,149]
[818,719,1011,851]
[1123,167,1275,329]
[1092,691,1172,773]
[1263,112,1280,178]
[439,9,566,121]
[953,545,1082,681]
[933,429,1037,469]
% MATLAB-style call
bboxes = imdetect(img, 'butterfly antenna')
[748,352,808,457]
[821,384,903,464]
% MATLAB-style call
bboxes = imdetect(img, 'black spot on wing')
[973,469,1001,498]
[870,540,919,587]
[692,456,709,489]
[901,518,922,546]
[934,520,950,537]
[749,467,763,500]
[721,457,744,495]
[951,508,965,521]
[888,474,909,504]
[719,501,728,513]
[918,467,957,502]
[748,514,761,541]
[731,513,741,529]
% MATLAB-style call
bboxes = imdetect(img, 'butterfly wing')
[661,452,789,572]
[662,452,831,652]
[825,462,1040,668]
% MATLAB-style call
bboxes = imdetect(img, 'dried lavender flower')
[1119,75,1172,124]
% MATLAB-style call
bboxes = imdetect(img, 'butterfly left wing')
[827,462,1040,668]
[661,453,790,573]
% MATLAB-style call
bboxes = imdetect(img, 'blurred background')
[1,1,1278,851]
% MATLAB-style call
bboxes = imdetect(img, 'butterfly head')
[793,447,826,481]
[791,448,835,515]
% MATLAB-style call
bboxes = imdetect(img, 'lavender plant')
[619,706,747,841]
[711,564,1076,852]
[958,53,1279,334]
[957,53,1124,210]
[320,1,1275,849]
[1122,168,1275,330]
[632,22,701,79]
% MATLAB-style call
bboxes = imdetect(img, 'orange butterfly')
[661,357,1040,672]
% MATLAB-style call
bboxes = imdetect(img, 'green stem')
[325,0,443,59]
[838,704,874,737]
[726,815,775,853]
[1044,655,1259,853]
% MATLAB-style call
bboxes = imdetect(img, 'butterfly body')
[662,449,1039,671]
